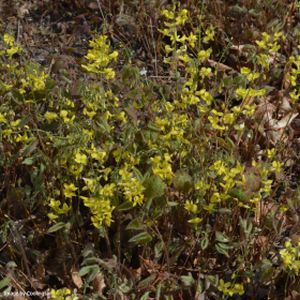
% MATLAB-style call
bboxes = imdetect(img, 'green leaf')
[215,231,230,243]
[22,139,38,157]
[173,170,193,193]
[155,283,162,300]
[0,277,10,290]
[126,218,145,231]
[181,272,195,287]
[167,201,178,207]
[86,267,101,284]
[117,201,133,211]
[22,157,34,166]
[154,241,163,258]
[217,242,233,250]
[200,237,209,250]
[229,188,247,202]
[215,243,230,257]
[143,175,166,200]
[132,166,144,182]
[47,222,65,233]
[140,291,150,300]
[128,231,152,244]
[79,264,99,277]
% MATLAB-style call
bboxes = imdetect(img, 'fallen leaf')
[71,269,83,289]
[92,272,106,297]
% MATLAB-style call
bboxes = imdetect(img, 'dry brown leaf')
[92,272,106,297]
[71,269,83,289]
[279,95,292,115]
[255,101,276,126]
[272,112,298,130]
[17,3,30,18]
[256,235,269,251]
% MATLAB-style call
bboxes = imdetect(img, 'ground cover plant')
[1,0,300,299]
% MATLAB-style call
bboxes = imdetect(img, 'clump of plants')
[1,1,300,299]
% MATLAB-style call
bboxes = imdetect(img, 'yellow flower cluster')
[256,31,284,53]
[1,33,22,57]
[48,197,71,222]
[81,183,116,228]
[64,183,77,198]
[211,160,245,194]
[0,34,49,94]
[19,63,48,93]
[151,153,173,184]
[240,67,260,82]
[235,87,266,100]
[218,279,244,297]
[160,6,197,66]
[255,31,285,70]
[280,241,300,275]
[184,200,202,225]
[81,197,115,228]
[153,112,189,150]
[119,164,144,206]
[286,54,300,102]
[81,35,118,79]
[50,288,78,300]
[207,104,255,134]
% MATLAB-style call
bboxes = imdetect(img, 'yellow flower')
[3,33,15,46]
[83,108,96,118]
[175,9,188,26]
[83,178,97,193]
[271,161,283,173]
[81,35,118,78]
[223,113,235,124]
[117,111,127,123]
[280,241,300,275]
[240,67,251,75]
[81,196,115,227]
[151,153,173,183]
[197,89,213,105]
[49,198,71,216]
[188,217,202,224]
[60,110,75,123]
[203,25,215,43]
[50,287,77,300]
[199,67,212,78]
[104,68,116,80]
[100,183,116,198]
[198,48,212,62]
[64,183,77,198]
[161,9,175,20]
[15,133,29,142]
[184,200,198,214]
[195,180,210,192]
[11,119,21,127]
[6,46,22,57]
[119,165,144,206]
[218,280,245,296]
[47,212,59,222]
[210,192,221,203]
[90,144,106,162]
[44,111,58,123]
[165,45,174,54]
[187,32,197,47]
[74,152,88,165]
[267,148,276,159]
[0,113,7,123]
